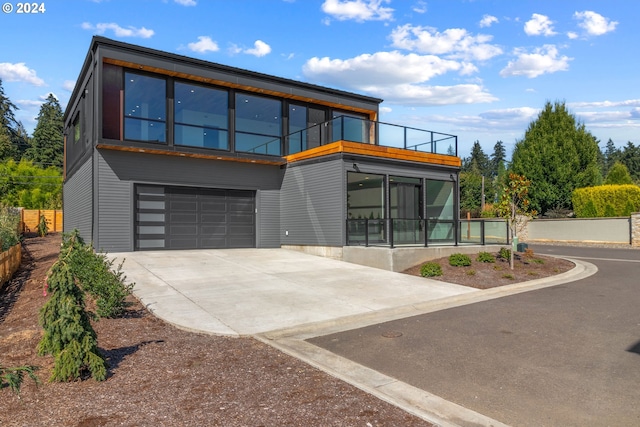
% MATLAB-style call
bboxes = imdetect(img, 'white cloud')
[81,22,154,38]
[0,62,45,86]
[303,51,496,106]
[244,40,272,57]
[187,36,219,53]
[379,106,392,114]
[174,0,196,5]
[389,24,502,61]
[412,1,427,14]
[321,0,393,22]
[479,14,498,28]
[63,80,76,92]
[569,99,640,108]
[574,11,618,36]
[16,99,44,108]
[524,13,556,36]
[500,45,571,78]
[567,31,578,40]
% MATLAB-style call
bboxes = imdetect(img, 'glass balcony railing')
[346,218,509,247]
[253,116,458,157]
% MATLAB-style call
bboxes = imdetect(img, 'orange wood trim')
[285,141,461,167]
[103,57,377,118]
[96,144,286,166]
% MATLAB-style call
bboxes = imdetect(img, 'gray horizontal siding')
[63,157,93,244]
[281,160,344,246]
[96,151,133,252]
[258,189,280,248]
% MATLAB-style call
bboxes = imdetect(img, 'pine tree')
[0,79,24,162]
[603,139,621,176]
[37,233,107,382]
[24,94,63,169]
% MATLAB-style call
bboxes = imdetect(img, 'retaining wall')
[0,244,22,287]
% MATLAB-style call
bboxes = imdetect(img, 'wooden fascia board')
[285,141,462,167]
[96,144,286,166]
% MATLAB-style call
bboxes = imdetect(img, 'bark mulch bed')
[1,234,433,427]
[402,249,575,289]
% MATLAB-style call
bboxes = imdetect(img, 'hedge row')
[572,184,640,218]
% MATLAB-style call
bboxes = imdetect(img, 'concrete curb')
[256,258,597,427]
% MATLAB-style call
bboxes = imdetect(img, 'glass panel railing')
[283,116,458,157]
[483,219,509,244]
[459,220,483,244]
[392,219,424,245]
[426,219,456,245]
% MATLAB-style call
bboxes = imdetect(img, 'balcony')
[253,115,459,158]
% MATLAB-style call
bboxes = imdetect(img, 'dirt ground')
[402,249,574,289]
[1,233,434,427]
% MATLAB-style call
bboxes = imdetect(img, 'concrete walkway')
[112,247,597,427]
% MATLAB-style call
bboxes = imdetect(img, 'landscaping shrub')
[476,251,496,263]
[420,262,442,277]
[1,363,39,396]
[449,253,471,267]
[64,230,134,318]
[0,205,20,251]
[37,214,49,237]
[572,184,640,217]
[498,247,511,260]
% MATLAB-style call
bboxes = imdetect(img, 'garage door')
[135,185,255,250]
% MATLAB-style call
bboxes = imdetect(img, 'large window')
[347,172,385,220]
[426,180,455,243]
[287,104,307,154]
[174,82,229,150]
[235,93,281,155]
[124,72,166,143]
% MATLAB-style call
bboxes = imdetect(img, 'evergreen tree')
[24,94,64,169]
[38,233,107,382]
[511,101,602,215]
[618,141,640,182]
[604,161,634,185]
[462,140,490,175]
[603,138,621,176]
[0,79,26,162]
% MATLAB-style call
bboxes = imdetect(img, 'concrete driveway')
[111,248,481,336]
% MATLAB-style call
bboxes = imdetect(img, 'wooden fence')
[0,243,21,287]
[21,209,63,233]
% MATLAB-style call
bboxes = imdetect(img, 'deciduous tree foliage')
[0,159,62,208]
[497,173,536,269]
[24,94,63,169]
[511,101,602,215]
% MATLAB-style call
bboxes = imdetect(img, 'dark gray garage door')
[135,185,255,250]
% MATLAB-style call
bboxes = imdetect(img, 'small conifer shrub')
[476,251,496,263]
[449,253,472,267]
[420,262,443,277]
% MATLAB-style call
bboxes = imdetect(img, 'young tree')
[511,101,602,215]
[24,94,64,169]
[497,173,536,269]
[604,161,634,185]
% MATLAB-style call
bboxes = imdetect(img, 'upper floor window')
[235,93,281,156]
[124,72,166,143]
[72,112,81,144]
[174,81,229,150]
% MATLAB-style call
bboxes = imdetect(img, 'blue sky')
[0,0,636,157]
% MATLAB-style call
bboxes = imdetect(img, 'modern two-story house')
[63,36,462,255]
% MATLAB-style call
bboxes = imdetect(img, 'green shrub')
[476,251,496,263]
[573,184,640,217]
[498,247,511,260]
[37,214,49,237]
[531,258,544,264]
[449,253,471,267]
[420,262,442,277]
[64,230,134,318]
[0,205,20,251]
[1,364,40,396]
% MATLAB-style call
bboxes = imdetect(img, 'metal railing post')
[389,219,394,248]
[365,219,369,247]
[481,220,485,245]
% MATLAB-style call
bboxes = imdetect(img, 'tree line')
[0,79,63,209]
[460,101,640,217]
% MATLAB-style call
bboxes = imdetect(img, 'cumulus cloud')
[174,0,196,5]
[81,22,154,38]
[244,40,272,57]
[389,24,502,61]
[574,11,618,36]
[187,36,219,53]
[479,14,498,28]
[0,62,45,86]
[567,31,579,39]
[500,45,571,78]
[569,99,640,108]
[15,99,44,108]
[524,13,556,36]
[303,51,496,106]
[321,0,393,22]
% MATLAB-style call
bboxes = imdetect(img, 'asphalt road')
[309,245,640,426]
